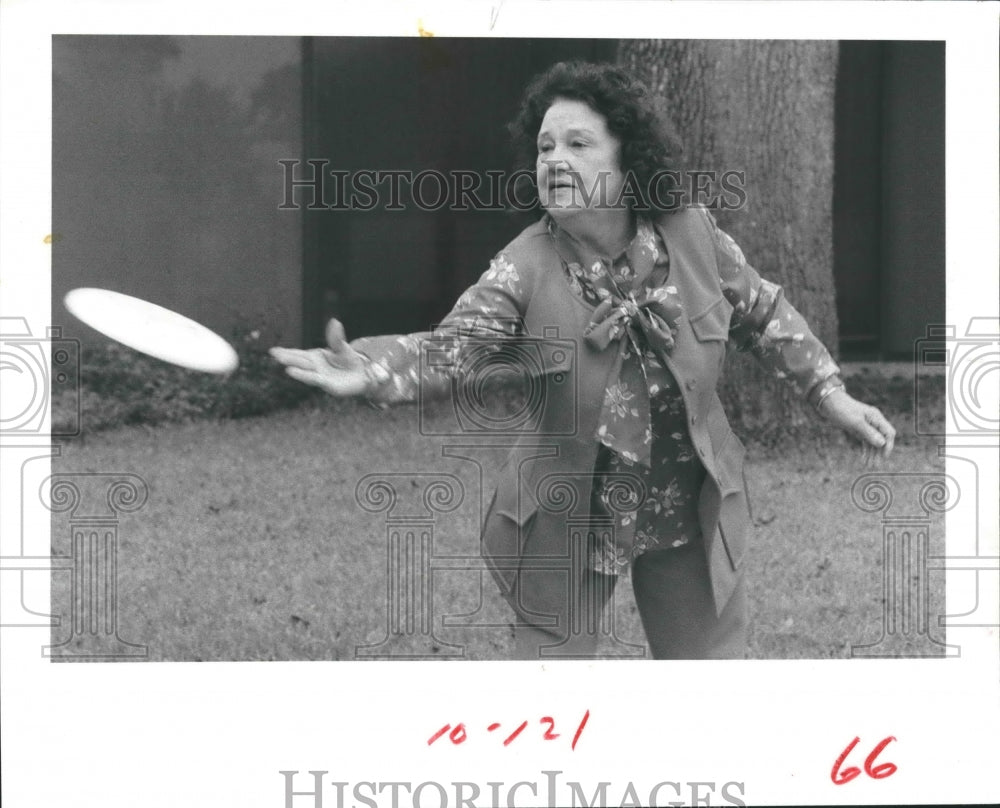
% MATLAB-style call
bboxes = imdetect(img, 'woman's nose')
[543,143,572,170]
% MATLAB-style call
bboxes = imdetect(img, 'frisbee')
[64,288,239,374]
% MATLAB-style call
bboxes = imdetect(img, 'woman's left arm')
[706,210,896,464]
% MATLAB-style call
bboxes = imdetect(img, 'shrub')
[53,326,324,435]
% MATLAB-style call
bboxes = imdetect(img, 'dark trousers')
[513,539,747,660]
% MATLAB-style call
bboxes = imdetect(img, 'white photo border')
[1,2,998,807]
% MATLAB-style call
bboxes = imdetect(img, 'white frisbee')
[64,288,239,375]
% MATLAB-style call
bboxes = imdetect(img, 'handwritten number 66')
[831,736,897,785]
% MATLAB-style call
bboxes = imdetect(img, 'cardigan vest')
[480,208,751,627]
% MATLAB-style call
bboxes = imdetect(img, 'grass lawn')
[50,398,947,661]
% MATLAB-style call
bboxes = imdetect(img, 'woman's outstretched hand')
[820,388,896,466]
[269,319,370,397]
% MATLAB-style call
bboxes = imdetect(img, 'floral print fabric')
[551,217,705,575]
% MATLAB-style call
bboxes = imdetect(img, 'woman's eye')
[538,143,552,153]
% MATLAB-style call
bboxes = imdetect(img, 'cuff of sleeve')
[355,352,392,409]
[808,375,845,415]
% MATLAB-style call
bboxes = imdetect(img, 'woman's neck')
[555,208,636,258]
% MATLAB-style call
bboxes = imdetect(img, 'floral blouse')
[555,218,706,575]
[352,211,842,577]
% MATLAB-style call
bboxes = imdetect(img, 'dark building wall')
[52,36,304,346]
[833,42,884,355]
[302,37,617,344]
[881,41,946,357]
[834,41,945,359]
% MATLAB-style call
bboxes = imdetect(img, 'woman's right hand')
[269,319,371,397]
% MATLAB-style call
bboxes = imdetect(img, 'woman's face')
[535,97,626,222]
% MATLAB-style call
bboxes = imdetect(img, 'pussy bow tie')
[584,286,684,467]
[584,286,683,355]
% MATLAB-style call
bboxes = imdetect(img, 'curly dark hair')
[507,60,686,213]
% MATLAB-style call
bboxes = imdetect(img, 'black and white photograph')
[1,2,998,807]
[44,33,945,662]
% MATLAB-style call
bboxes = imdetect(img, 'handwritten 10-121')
[428,710,590,750]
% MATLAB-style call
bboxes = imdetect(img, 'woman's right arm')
[269,253,530,405]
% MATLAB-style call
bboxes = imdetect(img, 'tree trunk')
[618,40,840,446]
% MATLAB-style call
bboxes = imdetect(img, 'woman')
[270,61,895,660]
